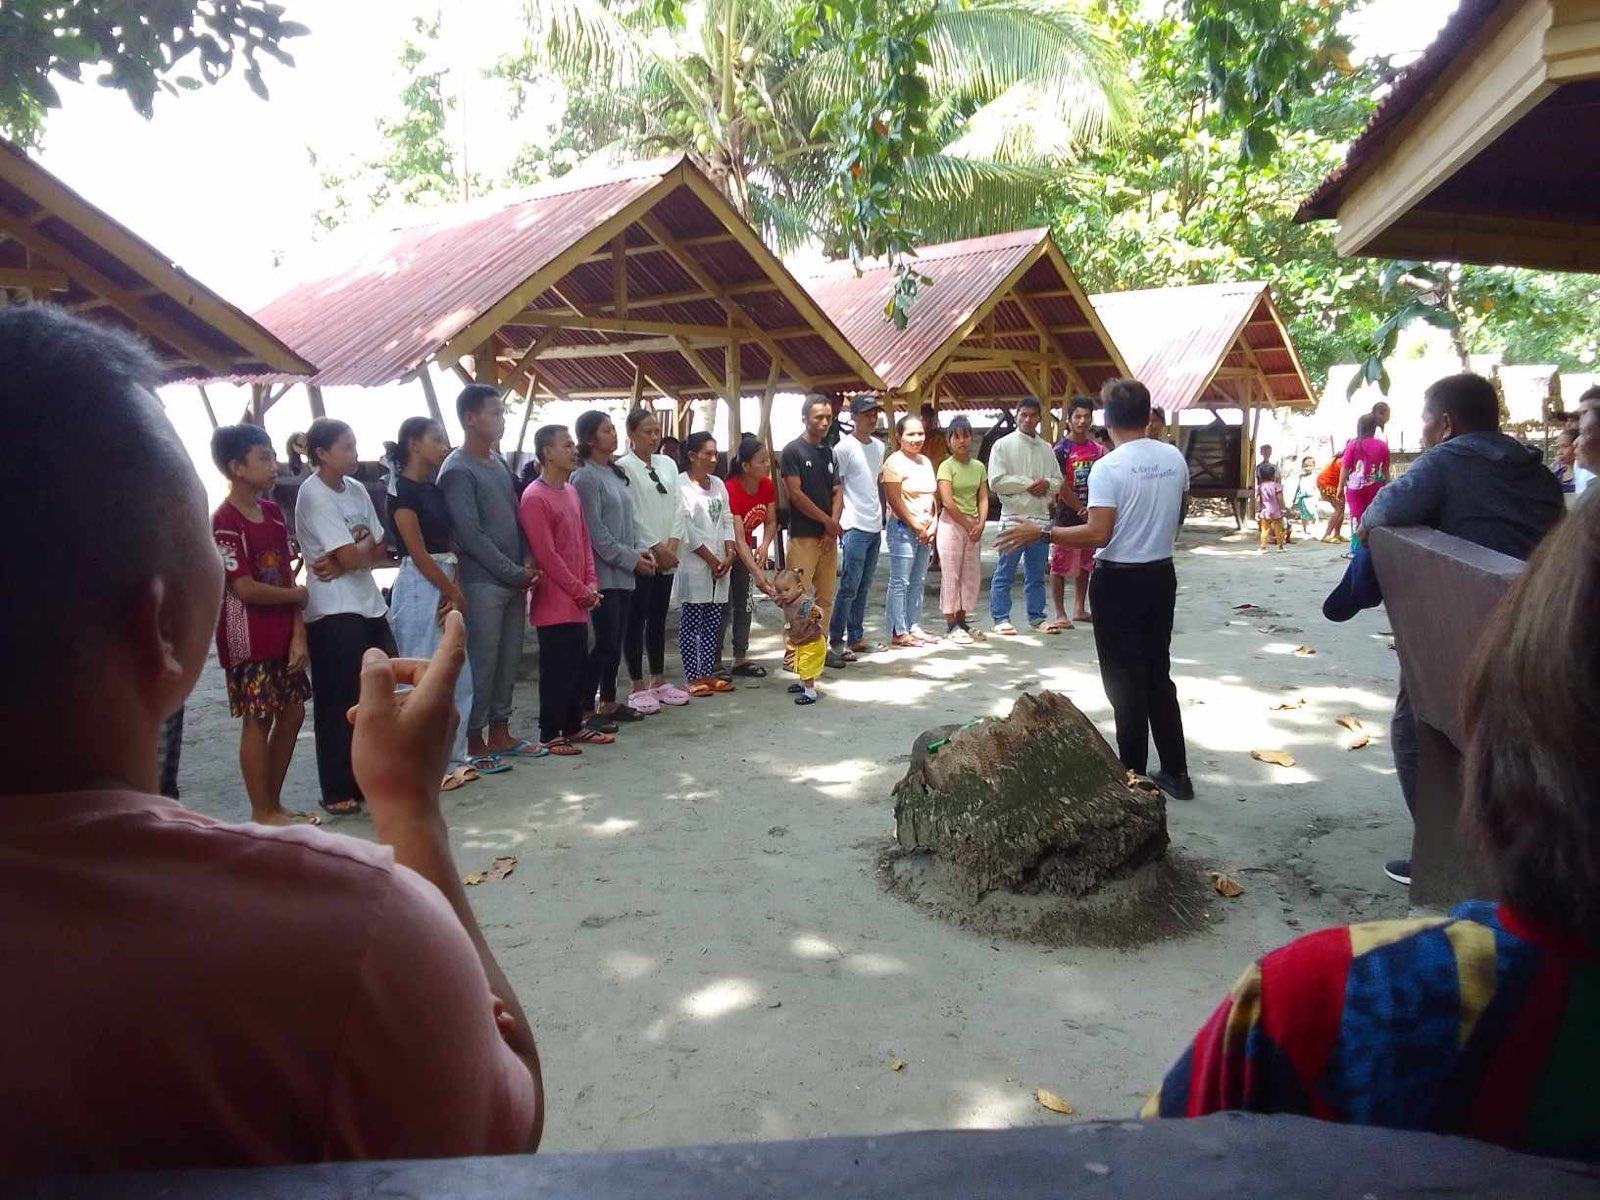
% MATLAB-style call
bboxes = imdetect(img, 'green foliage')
[0,0,306,147]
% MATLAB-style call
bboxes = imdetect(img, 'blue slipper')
[467,755,513,775]
[499,739,550,759]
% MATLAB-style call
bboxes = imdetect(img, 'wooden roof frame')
[1298,0,1600,272]
[0,137,312,381]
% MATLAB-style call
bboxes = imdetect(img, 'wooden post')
[306,384,327,419]
[473,341,499,386]
[885,390,904,451]
[630,366,645,410]
[197,384,219,430]
[757,360,779,444]
[418,371,445,425]
[726,344,743,446]
[515,373,539,455]
[249,384,265,426]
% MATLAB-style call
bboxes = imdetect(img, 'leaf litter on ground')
[1251,749,1296,767]
[463,855,517,886]
[1271,698,1305,711]
[1209,871,1245,898]
[1035,1088,1075,1115]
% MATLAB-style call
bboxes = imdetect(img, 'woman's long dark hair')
[683,431,715,476]
[383,416,438,473]
[575,409,628,482]
[305,418,353,471]
[726,433,765,480]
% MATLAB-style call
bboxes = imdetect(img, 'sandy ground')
[173,515,1412,1150]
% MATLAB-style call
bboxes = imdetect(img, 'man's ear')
[126,576,190,707]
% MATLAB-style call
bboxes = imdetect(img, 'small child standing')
[1256,463,1287,552]
[773,568,826,705]
[1289,454,1317,534]
[210,424,315,825]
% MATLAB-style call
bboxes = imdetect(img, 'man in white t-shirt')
[829,396,886,658]
[996,378,1193,800]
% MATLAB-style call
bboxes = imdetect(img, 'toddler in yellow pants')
[774,568,826,704]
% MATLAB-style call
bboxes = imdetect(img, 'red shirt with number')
[726,474,775,549]
[212,498,297,668]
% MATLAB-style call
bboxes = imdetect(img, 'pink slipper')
[652,683,692,706]
[626,690,661,715]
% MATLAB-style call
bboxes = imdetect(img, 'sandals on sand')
[708,677,736,693]
[994,622,1019,636]
[544,738,582,756]
[468,754,513,774]
[687,681,716,698]
[498,739,549,759]
[319,797,362,816]
[1044,618,1073,632]
[731,661,769,677]
[891,633,920,648]
[571,728,616,745]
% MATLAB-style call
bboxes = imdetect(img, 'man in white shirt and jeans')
[997,379,1193,800]
[829,396,886,659]
[987,396,1062,635]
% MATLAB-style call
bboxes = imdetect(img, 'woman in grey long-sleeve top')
[572,411,658,730]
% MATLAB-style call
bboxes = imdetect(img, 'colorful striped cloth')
[1144,901,1599,1162]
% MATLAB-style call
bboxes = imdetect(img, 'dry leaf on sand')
[1126,771,1162,794]
[1210,871,1246,897]
[1347,733,1371,751]
[890,1058,907,1072]
[1251,749,1296,767]
[463,855,517,886]
[1293,645,1317,656]
[1035,1088,1076,1115]
[1271,698,1305,711]
[1336,714,1364,732]
[1233,602,1258,610]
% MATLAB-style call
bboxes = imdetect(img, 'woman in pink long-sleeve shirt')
[517,425,610,755]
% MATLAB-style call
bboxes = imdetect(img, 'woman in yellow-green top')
[934,415,990,644]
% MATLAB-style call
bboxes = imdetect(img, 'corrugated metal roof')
[1090,282,1315,412]
[0,136,312,381]
[236,155,879,396]
[799,228,1127,402]
[1298,0,1503,222]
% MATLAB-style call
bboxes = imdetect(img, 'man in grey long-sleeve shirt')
[438,385,539,761]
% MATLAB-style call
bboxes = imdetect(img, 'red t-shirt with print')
[212,498,297,669]
[726,475,775,548]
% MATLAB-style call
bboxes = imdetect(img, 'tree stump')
[892,691,1168,899]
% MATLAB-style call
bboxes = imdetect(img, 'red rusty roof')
[799,229,1128,407]
[1089,282,1314,412]
[0,136,312,381]
[235,156,879,397]
[1298,0,1503,222]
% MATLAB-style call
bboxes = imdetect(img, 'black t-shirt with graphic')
[779,437,839,538]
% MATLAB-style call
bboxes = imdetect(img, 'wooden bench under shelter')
[201,154,882,467]
[1090,282,1315,527]
[799,228,1130,453]
[0,135,312,386]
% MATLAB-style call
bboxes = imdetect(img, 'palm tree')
[511,0,1132,252]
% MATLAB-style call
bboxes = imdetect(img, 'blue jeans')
[989,527,1048,625]
[885,517,932,636]
[829,526,881,646]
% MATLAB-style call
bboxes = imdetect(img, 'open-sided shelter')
[799,229,1128,438]
[1298,0,1600,272]
[0,137,311,383]
[1090,281,1314,521]
[234,155,881,446]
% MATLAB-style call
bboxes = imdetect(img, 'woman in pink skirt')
[934,416,990,645]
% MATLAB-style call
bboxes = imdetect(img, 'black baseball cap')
[849,396,883,415]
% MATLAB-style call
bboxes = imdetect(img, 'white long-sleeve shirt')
[617,450,690,551]
[987,429,1061,527]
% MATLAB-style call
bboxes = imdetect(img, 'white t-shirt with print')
[1087,437,1189,564]
[834,434,885,532]
[295,473,390,621]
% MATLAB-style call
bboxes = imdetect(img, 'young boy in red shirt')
[210,424,315,825]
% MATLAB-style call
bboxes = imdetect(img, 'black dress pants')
[307,613,398,806]
[538,622,590,742]
[1088,560,1187,777]
[624,571,673,680]
[585,588,632,706]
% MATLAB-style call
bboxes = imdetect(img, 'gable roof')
[238,156,880,398]
[0,137,312,381]
[1090,282,1314,412]
[800,229,1128,406]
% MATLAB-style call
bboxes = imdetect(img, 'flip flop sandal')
[994,623,1019,636]
[571,728,616,745]
[731,662,768,677]
[286,809,322,826]
[848,641,871,654]
[499,739,550,759]
[544,738,582,756]
[584,715,620,734]
[319,797,362,816]
[468,754,514,774]
[793,693,817,706]
[1044,619,1073,632]
[606,706,645,722]
[708,678,737,693]
[687,682,716,698]
[440,773,467,792]
[1030,620,1060,635]
[891,634,920,648]
[834,647,858,662]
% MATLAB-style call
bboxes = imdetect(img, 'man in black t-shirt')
[780,395,844,671]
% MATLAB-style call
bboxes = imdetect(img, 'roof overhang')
[0,137,313,381]
[1299,0,1600,272]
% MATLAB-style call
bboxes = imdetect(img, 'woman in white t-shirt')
[295,418,395,815]
[881,415,940,647]
[673,432,737,697]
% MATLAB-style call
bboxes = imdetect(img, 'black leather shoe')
[1150,769,1195,801]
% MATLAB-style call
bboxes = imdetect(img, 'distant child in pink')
[1256,463,1286,552]
[1340,413,1390,547]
